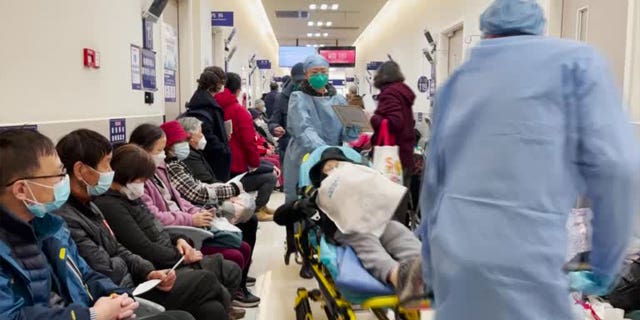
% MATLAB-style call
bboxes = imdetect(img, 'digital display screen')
[279,46,317,67]
[318,47,356,67]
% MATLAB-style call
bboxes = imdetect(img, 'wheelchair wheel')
[295,288,314,320]
[371,308,391,320]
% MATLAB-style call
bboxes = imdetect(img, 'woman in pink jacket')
[129,123,261,308]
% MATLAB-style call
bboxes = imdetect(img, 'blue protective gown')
[284,90,354,203]
[421,35,640,319]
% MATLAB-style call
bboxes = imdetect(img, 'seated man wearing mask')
[0,129,192,320]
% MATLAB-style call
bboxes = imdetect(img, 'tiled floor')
[242,192,435,320]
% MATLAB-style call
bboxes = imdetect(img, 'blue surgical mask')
[174,142,190,161]
[23,175,71,218]
[83,165,115,196]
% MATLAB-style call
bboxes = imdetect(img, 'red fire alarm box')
[83,48,100,68]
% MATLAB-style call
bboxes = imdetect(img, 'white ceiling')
[262,0,388,47]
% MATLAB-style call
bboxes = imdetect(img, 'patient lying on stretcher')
[274,147,424,303]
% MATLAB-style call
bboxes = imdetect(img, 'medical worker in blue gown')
[284,55,359,204]
[420,0,640,319]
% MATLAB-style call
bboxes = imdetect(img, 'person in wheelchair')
[274,147,424,304]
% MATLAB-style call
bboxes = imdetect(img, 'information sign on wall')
[131,45,142,90]
[109,119,126,144]
[141,49,157,91]
[417,76,429,93]
[211,11,234,27]
[164,70,177,102]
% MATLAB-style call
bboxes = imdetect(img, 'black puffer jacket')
[56,196,155,288]
[94,190,184,270]
[183,149,217,184]
[268,81,295,154]
[184,88,232,181]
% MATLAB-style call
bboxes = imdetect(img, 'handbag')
[372,119,403,185]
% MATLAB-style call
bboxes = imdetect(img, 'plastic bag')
[567,208,592,262]
[208,216,243,249]
[224,192,256,224]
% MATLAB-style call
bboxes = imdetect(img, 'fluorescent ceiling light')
[323,33,329,37]
[320,4,328,10]
[320,44,325,47]
[307,33,313,37]
[307,21,314,26]
[306,44,312,47]
[309,4,317,10]
[326,21,333,26]
[315,33,321,37]
[317,21,324,26]
[331,4,339,10]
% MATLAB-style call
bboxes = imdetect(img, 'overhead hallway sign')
[211,11,234,27]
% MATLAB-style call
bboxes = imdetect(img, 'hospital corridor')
[2,0,640,320]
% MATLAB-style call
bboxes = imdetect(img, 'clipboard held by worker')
[332,105,373,133]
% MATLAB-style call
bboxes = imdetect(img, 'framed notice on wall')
[164,69,176,102]
[131,45,142,90]
[109,118,126,144]
[141,48,157,91]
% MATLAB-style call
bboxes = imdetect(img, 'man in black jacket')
[268,62,305,167]
[183,67,232,181]
[264,82,279,119]
[55,129,244,320]
[269,62,307,273]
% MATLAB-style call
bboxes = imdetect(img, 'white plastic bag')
[566,208,593,261]
[220,192,256,224]
[316,162,407,236]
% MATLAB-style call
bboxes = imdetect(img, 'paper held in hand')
[132,256,185,296]
[332,105,373,132]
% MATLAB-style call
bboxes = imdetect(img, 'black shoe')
[246,276,256,287]
[233,287,261,308]
[299,263,313,279]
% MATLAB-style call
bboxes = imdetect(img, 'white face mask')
[120,182,145,200]
[152,151,166,166]
[197,136,207,150]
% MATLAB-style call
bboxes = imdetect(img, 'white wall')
[209,0,281,107]
[0,0,171,141]
[354,0,493,115]
[624,0,640,123]
[354,0,640,125]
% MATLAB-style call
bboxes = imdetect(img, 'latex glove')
[569,271,614,296]
[345,125,361,140]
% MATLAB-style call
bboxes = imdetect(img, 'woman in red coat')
[370,61,416,187]
[215,72,277,222]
